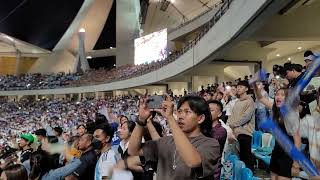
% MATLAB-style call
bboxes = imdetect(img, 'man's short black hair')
[53,127,63,136]
[207,100,223,112]
[34,129,47,137]
[284,63,303,72]
[292,64,303,72]
[95,113,108,126]
[95,124,114,143]
[304,50,314,57]
[237,80,250,89]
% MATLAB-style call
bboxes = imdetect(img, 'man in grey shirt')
[128,95,221,180]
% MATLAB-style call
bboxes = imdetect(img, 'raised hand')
[138,97,152,123]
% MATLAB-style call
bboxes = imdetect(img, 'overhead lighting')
[86,56,92,59]
[276,54,280,57]
[79,28,86,33]
[288,57,291,61]
[170,0,175,3]
[110,47,113,49]
[297,47,302,50]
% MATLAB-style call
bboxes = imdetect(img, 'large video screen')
[134,29,167,65]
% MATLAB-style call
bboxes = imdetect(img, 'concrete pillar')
[116,0,141,66]
[78,29,90,72]
[29,0,114,73]
[15,52,21,75]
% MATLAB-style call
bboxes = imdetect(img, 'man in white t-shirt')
[93,125,118,180]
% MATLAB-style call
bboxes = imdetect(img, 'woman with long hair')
[255,85,301,180]
[0,164,28,180]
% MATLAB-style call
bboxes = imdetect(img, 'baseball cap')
[20,134,34,143]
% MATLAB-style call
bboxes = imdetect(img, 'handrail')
[168,0,224,33]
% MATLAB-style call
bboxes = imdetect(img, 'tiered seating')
[221,154,259,180]
[252,131,275,166]
[240,168,259,180]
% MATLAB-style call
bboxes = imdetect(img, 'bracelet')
[136,119,147,126]
[124,158,129,169]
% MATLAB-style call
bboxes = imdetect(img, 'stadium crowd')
[0,55,178,91]
[0,50,320,180]
[0,73,82,91]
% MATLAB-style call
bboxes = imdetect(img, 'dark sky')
[0,0,117,69]
[0,0,84,50]
[90,1,116,69]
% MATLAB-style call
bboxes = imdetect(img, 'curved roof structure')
[0,0,288,96]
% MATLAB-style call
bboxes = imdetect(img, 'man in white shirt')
[93,125,118,180]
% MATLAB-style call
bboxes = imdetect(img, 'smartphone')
[147,95,164,109]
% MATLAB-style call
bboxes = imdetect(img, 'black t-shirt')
[20,148,32,163]
[72,149,98,180]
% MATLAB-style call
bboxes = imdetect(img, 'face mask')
[92,138,103,150]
